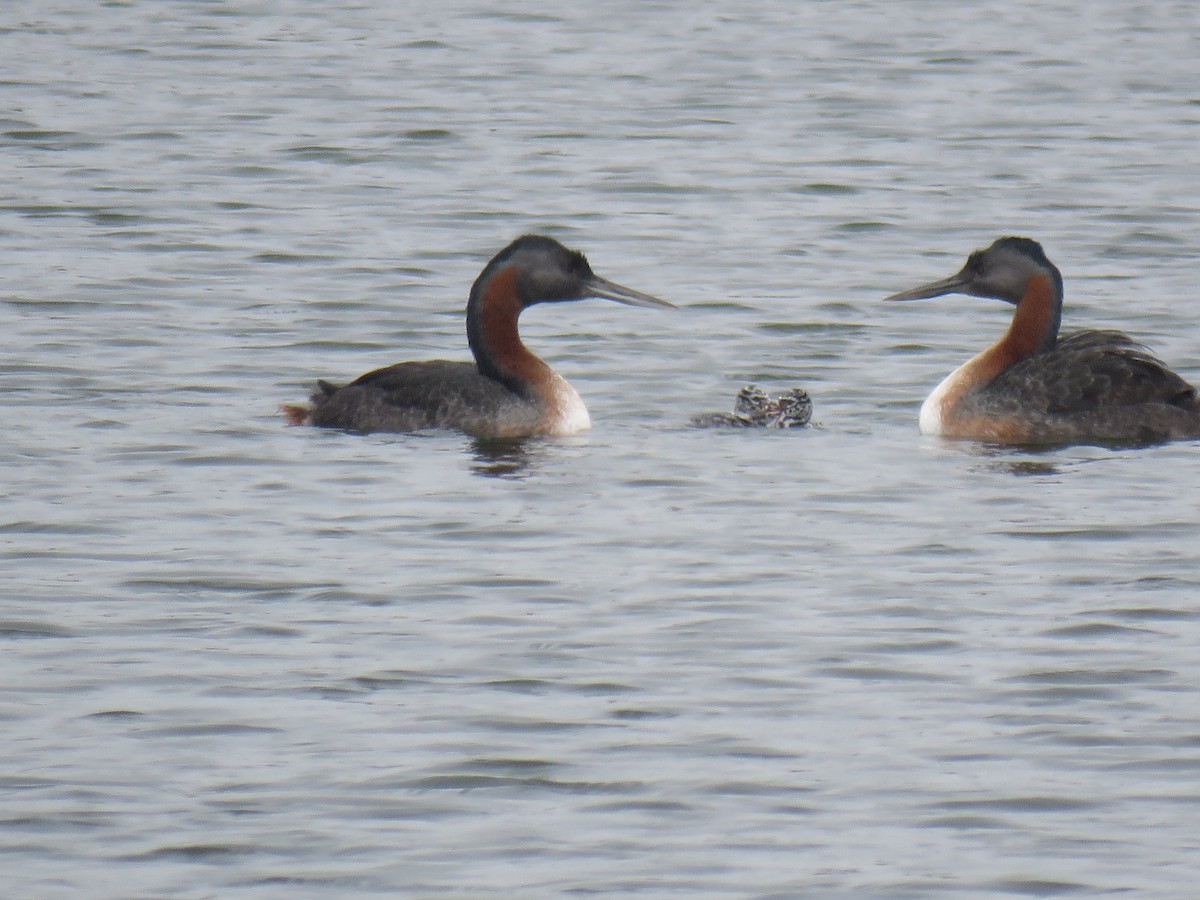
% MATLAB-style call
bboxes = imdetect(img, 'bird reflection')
[469,437,541,479]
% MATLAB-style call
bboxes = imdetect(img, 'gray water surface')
[4,2,1200,897]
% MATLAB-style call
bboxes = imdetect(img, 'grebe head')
[884,236,1063,306]
[473,235,675,310]
[464,235,672,402]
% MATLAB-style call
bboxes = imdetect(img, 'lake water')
[4,2,1200,897]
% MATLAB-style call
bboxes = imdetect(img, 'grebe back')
[285,235,673,438]
[886,236,1200,446]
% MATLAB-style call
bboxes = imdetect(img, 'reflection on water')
[963,441,1153,477]
[979,457,1065,478]
[470,437,542,479]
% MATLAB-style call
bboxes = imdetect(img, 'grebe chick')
[886,236,1200,446]
[284,235,673,438]
[691,385,813,429]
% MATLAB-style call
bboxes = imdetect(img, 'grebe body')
[285,235,672,438]
[691,385,813,429]
[887,237,1200,446]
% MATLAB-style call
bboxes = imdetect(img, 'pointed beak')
[586,274,676,309]
[884,268,972,302]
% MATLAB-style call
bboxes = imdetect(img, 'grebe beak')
[884,268,972,302]
[585,275,677,309]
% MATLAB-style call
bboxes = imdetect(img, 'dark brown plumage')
[887,237,1200,446]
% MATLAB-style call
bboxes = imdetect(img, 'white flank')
[546,375,591,434]
[919,362,969,436]
[920,346,1002,435]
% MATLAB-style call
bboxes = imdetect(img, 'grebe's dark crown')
[991,236,1049,265]
[980,236,1063,302]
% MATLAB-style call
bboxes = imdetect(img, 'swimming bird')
[886,236,1200,446]
[691,385,813,429]
[284,235,673,438]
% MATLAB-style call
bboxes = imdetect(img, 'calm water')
[4,2,1200,897]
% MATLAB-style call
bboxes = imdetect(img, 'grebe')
[691,385,813,428]
[886,236,1200,446]
[284,235,673,438]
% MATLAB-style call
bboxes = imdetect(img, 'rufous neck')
[999,270,1062,362]
[467,264,553,399]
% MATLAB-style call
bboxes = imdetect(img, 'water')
[4,1,1200,896]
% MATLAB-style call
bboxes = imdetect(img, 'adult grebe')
[284,235,673,438]
[886,236,1200,446]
